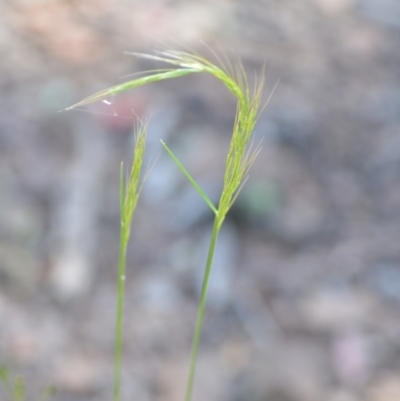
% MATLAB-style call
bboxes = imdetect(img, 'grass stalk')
[114,127,147,401]
[113,225,128,401]
[185,216,220,401]
[65,48,269,401]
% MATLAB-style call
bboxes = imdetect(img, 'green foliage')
[114,125,148,401]
[0,365,55,401]
[161,140,217,214]
[66,48,272,401]
[0,365,9,382]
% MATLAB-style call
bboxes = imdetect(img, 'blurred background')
[1,0,400,400]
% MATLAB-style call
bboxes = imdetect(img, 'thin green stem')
[161,140,217,214]
[113,129,147,401]
[65,50,267,401]
[114,228,128,401]
[184,216,221,401]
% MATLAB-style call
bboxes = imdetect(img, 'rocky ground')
[1,1,400,400]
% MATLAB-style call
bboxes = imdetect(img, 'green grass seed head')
[65,48,271,401]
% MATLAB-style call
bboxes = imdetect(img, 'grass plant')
[114,125,147,401]
[0,365,55,401]
[66,49,273,401]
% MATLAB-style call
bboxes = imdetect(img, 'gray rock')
[366,263,400,303]
[139,274,182,311]
[356,0,400,29]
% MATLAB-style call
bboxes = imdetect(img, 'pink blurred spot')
[93,91,149,132]
[332,329,369,388]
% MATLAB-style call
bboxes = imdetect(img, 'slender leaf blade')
[64,69,197,111]
[160,140,217,214]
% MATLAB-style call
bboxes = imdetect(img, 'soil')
[1,1,400,401]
